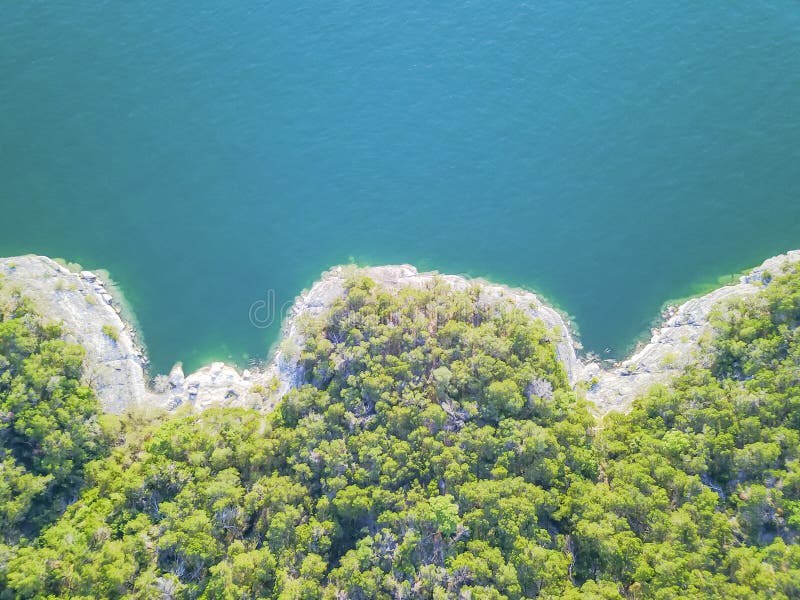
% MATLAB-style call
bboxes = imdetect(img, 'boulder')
[168,364,185,389]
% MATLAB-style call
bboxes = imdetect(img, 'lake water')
[2,2,799,374]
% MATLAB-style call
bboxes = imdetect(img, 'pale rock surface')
[3,250,799,416]
[0,256,158,413]
[583,250,800,414]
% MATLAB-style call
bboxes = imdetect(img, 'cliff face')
[0,256,154,413]
[2,250,799,415]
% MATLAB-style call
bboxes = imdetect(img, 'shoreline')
[2,250,799,415]
[582,249,800,414]
[0,256,153,413]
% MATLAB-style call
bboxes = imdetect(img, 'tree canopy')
[2,270,800,598]
[0,293,107,547]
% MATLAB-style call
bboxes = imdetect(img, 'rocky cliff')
[0,256,155,413]
[2,251,799,416]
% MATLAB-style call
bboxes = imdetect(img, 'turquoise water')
[2,2,800,375]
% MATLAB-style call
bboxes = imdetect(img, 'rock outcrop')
[581,249,800,414]
[288,264,582,381]
[0,256,157,413]
[2,250,799,416]
[148,264,581,413]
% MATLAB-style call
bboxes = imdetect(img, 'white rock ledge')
[1,251,798,415]
[0,256,155,413]
[581,249,800,414]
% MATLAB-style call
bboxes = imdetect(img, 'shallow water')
[2,2,799,374]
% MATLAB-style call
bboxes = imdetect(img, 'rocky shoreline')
[582,249,800,414]
[1,251,798,416]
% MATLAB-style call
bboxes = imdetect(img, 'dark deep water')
[2,2,799,374]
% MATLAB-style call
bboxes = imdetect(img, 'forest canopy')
[1,270,800,599]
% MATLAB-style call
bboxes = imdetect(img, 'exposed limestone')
[0,256,278,414]
[172,361,274,413]
[0,259,579,414]
[154,264,581,413]
[0,256,159,413]
[583,250,800,414]
[2,250,799,416]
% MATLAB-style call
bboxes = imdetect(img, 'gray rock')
[0,256,164,413]
[582,250,800,414]
[168,364,185,389]
[3,249,799,418]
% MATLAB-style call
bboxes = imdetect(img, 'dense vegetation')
[1,269,800,598]
[0,293,108,546]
